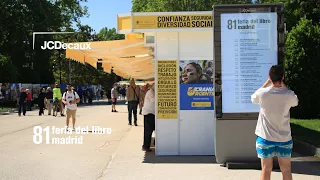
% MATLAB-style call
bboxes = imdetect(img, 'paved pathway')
[0,100,319,180]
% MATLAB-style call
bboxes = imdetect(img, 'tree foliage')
[256,0,320,31]
[132,0,252,12]
[0,0,88,83]
[285,18,320,118]
[0,0,123,91]
[97,27,125,41]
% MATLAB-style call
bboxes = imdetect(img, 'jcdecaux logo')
[40,41,91,50]
[33,32,91,50]
[187,87,214,96]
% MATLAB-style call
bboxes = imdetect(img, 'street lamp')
[59,49,62,84]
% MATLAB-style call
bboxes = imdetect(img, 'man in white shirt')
[251,65,298,180]
[62,84,80,130]
[142,83,155,152]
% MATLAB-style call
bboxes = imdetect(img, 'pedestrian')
[62,84,80,131]
[45,87,53,115]
[126,79,141,126]
[77,87,83,104]
[100,89,104,99]
[111,85,118,112]
[96,88,101,101]
[18,87,27,116]
[38,88,46,116]
[53,84,65,116]
[251,65,299,180]
[26,89,32,111]
[88,88,93,105]
[83,89,87,103]
[139,87,146,115]
[142,83,155,152]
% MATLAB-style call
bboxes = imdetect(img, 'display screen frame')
[213,4,285,120]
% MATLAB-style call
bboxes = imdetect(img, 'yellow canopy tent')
[65,37,154,80]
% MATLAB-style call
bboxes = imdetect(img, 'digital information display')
[221,13,278,113]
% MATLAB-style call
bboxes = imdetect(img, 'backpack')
[63,91,77,102]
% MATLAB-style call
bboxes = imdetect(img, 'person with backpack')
[62,83,80,131]
[53,84,65,117]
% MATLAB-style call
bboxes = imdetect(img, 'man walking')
[111,85,118,112]
[18,87,27,116]
[45,87,53,115]
[126,79,141,126]
[251,65,298,180]
[53,84,65,116]
[62,84,80,130]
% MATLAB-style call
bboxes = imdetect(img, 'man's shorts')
[66,109,76,119]
[256,136,293,159]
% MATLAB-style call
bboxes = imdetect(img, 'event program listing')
[33,126,112,145]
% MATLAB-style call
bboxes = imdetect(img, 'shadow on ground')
[143,149,320,176]
[143,150,216,164]
[78,99,127,107]
[273,160,320,176]
[291,123,320,148]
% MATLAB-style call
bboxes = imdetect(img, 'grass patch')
[0,107,9,111]
[291,119,320,147]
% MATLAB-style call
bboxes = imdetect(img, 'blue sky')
[80,0,132,33]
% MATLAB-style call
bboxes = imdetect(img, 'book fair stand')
[66,3,285,166]
[117,3,285,165]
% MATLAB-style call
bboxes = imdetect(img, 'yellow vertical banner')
[157,60,178,119]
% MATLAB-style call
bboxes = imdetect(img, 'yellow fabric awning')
[66,39,154,80]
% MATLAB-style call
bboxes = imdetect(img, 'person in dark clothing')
[77,87,83,103]
[87,88,93,105]
[126,80,141,126]
[45,87,54,115]
[18,87,27,116]
[100,89,104,99]
[38,88,46,116]
[142,83,155,152]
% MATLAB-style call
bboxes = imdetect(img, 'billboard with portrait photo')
[179,60,214,110]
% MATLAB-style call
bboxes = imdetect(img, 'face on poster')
[179,60,214,110]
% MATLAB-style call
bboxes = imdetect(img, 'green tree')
[285,18,320,118]
[0,0,89,83]
[256,0,320,31]
[0,54,18,82]
[97,27,125,41]
[132,0,252,12]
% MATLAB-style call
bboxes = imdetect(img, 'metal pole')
[68,55,71,83]
[59,50,62,84]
